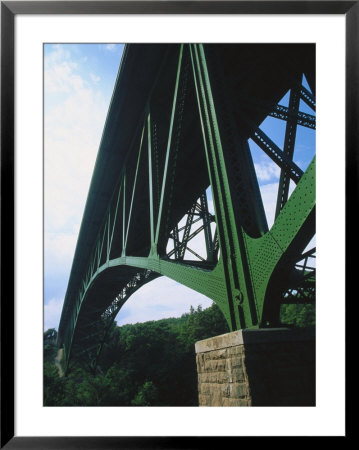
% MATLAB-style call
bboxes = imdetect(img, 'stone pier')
[195,327,315,406]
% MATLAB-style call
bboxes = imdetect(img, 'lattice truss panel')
[58,44,316,373]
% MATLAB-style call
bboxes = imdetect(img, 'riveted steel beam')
[269,105,316,129]
[275,83,301,218]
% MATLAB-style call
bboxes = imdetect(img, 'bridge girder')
[57,44,316,372]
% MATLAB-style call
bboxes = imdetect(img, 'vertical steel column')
[121,172,126,256]
[124,122,146,251]
[275,81,301,218]
[147,112,155,253]
[190,43,253,330]
[154,45,184,252]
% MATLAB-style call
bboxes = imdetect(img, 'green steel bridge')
[57,44,316,373]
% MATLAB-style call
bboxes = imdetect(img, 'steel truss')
[58,44,316,373]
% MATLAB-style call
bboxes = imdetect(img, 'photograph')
[44,43,316,407]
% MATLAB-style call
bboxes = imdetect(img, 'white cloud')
[44,45,110,300]
[46,44,71,64]
[254,160,280,182]
[105,43,117,51]
[260,180,296,229]
[90,73,101,83]
[45,232,78,275]
[44,297,64,330]
[44,46,108,234]
[115,277,213,326]
[259,182,278,228]
[45,45,83,94]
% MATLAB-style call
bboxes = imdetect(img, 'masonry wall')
[195,328,315,406]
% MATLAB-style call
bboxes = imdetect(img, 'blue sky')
[44,44,315,331]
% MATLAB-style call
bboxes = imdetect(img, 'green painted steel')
[57,44,315,372]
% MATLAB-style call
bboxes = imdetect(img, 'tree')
[43,302,234,406]
[131,381,158,406]
[280,304,315,327]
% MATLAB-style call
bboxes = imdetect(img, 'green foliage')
[44,300,314,406]
[44,328,58,363]
[44,328,57,342]
[131,381,158,406]
[44,302,229,406]
[179,303,230,350]
[44,362,66,406]
[280,303,315,327]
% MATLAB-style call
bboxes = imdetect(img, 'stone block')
[196,328,315,407]
[203,358,226,372]
[211,348,228,360]
[228,345,245,357]
[227,355,244,369]
[231,367,247,383]
[230,382,250,399]
[221,384,231,398]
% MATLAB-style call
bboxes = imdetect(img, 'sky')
[44,43,315,331]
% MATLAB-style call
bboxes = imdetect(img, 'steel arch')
[57,44,315,372]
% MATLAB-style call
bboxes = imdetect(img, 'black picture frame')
[1,1,352,447]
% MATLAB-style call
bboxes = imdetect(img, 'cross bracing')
[57,44,316,372]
